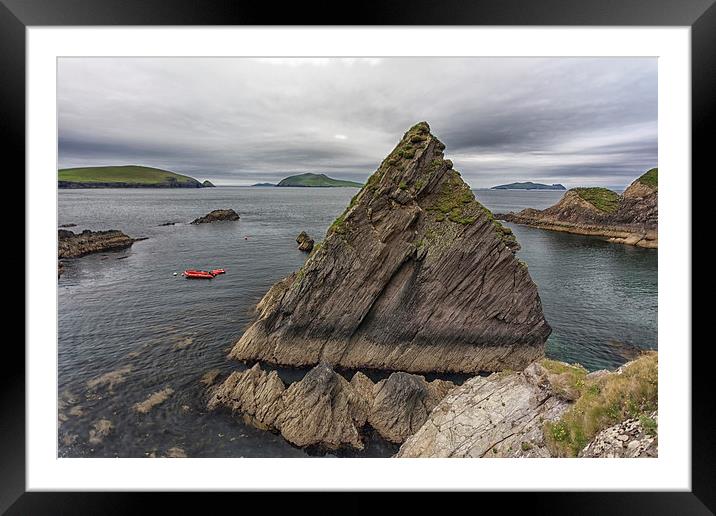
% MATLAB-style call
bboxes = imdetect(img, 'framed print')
[5,0,711,512]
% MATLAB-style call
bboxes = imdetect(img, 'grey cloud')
[58,57,656,188]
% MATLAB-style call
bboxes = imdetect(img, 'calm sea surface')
[57,187,656,457]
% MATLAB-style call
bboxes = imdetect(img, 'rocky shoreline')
[495,169,658,249]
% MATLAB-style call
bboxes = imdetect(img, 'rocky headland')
[229,122,550,374]
[190,209,240,224]
[495,169,658,248]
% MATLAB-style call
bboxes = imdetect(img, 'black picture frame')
[4,0,709,513]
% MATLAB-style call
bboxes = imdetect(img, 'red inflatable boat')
[210,268,225,275]
[183,269,215,279]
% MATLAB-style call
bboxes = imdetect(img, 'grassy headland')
[58,165,205,188]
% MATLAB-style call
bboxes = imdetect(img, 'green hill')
[58,165,206,188]
[276,173,362,188]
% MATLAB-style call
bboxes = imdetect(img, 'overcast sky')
[58,57,657,188]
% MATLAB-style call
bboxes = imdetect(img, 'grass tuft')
[543,352,658,457]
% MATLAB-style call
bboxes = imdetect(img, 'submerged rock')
[133,387,175,414]
[86,365,133,393]
[58,229,136,259]
[230,122,550,374]
[496,169,658,248]
[209,363,454,450]
[190,209,240,224]
[296,231,315,252]
[88,419,113,445]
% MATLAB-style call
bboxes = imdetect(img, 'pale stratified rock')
[396,363,571,458]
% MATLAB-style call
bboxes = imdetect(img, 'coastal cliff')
[228,122,551,374]
[496,169,658,248]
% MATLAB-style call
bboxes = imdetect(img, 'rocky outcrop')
[368,373,454,443]
[58,229,136,259]
[397,353,658,458]
[296,231,315,252]
[208,363,454,450]
[202,180,216,187]
[579,411,657,458]
[496,169,657,248]
[190,209,240,224]
[229,122,550,374]
[396,362,572,458]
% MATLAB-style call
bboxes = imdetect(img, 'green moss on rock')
[573,187,621,213]
[637,168,658,189]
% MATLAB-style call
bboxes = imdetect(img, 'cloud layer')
[58,57,657,188]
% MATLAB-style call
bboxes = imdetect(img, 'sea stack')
[229,122,551,374]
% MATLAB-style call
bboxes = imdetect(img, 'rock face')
[190,209,240,224]
[296,231,315,252]
[397,353,658,458]
[58,229,136,259]
[208,362,454,449]
[496,169,657,248]
[368,372,454,443]
[579,411,657,458]
[229,122,550,374]
[396,362,572,458]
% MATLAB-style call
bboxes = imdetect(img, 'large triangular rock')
[230,122,551,373]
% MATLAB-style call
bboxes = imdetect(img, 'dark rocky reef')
[208,362,454,450]
[190,209,240,224]
[229,122,550,374]
[58,229,136,259]
[496,169,658,248]
[296,231,315,252]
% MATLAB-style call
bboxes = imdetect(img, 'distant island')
[276,173,362,188]
[491,182,566,190]
[58,165,211,188]
[251,182,276,187]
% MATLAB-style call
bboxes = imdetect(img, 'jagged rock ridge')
[229,122,550,374]
[208,362,454,449]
